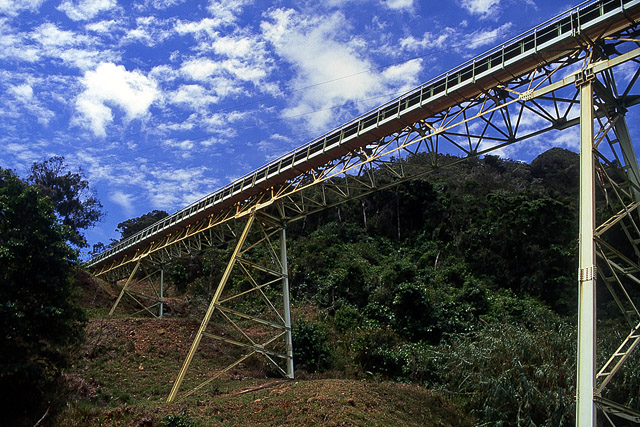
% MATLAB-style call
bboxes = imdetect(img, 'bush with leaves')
[0,168,85,425]
[436,312,576,426]
[292,320,332,373]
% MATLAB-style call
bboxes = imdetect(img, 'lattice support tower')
[166,207,294,402]
[109,260,166,318]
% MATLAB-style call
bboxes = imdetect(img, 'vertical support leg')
[109,260,141,316]
[280,226,294,378]
[577,80,596,427]
[167,213,256,403]
[159,267,164,318]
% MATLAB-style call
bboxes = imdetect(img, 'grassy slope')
[57,277,472,426]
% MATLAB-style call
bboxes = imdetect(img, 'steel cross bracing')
[109,260,165,318]
[95,33,640,282]
[165,209,294,403]
[84,2,640,425]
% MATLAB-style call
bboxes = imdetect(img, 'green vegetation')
[0,168,85,426]
[6,148,640,425]
[116,209,169,240]
[27,156,104,248]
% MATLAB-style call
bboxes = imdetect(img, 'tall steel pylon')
[167,207,294,402]
[577,64,640,423]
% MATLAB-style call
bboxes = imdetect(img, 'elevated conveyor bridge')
[86,1,640,424]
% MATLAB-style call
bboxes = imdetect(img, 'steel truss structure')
[166,209,294,402]
[109,260,165,318]
[87,1,640,424]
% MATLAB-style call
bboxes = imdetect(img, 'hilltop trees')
[28,156,104,248]
[0,168,85,425]
[116,209,168,240]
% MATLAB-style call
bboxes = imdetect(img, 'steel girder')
[94,40,640,282]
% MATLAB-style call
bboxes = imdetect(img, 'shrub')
[436,315,576,426]
[292,320,332,372]
[162,410,197,427]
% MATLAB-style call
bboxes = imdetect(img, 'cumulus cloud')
[467,23,512,49]
[207,0,251,24]
[399,22,511,55]
[400,28,455,52]
[0,0,46,16]
[124,16,175,47]
[58,0,117,21]
[181,57,219,81]
[9,83,33,101]
[383,0,414,10]
[109,190,136,216]
[169,84,220,110]
[6,82,55,125]
[0,20,117,70]
[175,17,224,37]
[75,62,160,137]
[261,8,422,132]
[0,19,40,62]
[31,22,79,46]
[459,0,501,19]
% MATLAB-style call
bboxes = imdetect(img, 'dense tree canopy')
[116,209,169,240]
[0,168,85,425]
[28,156,104,247]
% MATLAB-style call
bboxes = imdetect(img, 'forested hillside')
[5,149,640,426]
[162,148,640,425]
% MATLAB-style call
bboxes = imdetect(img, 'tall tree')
[0,168,85,425]
[116,209,169,240]
[28,156,104,247]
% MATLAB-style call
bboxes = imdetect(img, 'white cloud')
[465,22,512,49]
[9,83,33,101]
[124,16,175,47]
[175,17,223,37]
[150,0,187,9]
[0,19,40,62]
[202,110,246,134]
[6,82,55,125]
[399,23,511,55]
[147,166,219,209]
[58,0,117,21]
[109,190,135,216]
[181,57,219,81]
[459,0,501,19]
[261,8,422,132]
[383,0,413,10]
[75,62,160,137]
[207,0,251,24]
[85,19,119,33]
[31,23,79,46]
[169,84,219,110]
[0,20,118,70]
[400,28,454,52]
[0,0,46,16]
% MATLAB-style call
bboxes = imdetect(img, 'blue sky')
[0,0,608,253]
